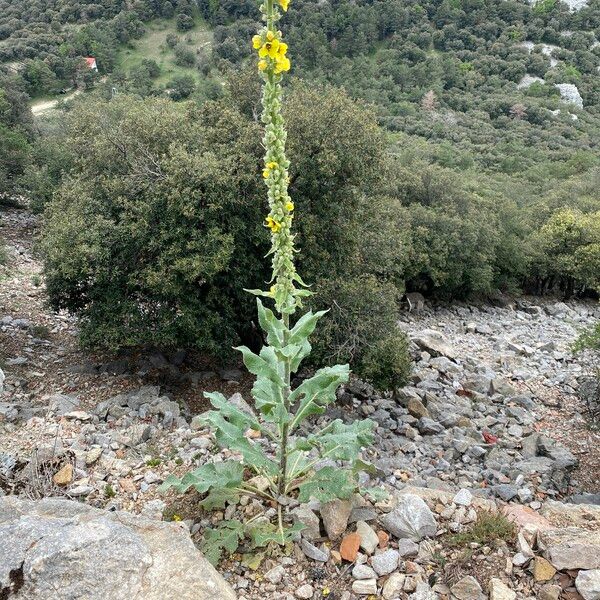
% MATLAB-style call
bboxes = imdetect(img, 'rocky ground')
[2,206,600,600]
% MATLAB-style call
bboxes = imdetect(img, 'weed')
[446,511,516,548]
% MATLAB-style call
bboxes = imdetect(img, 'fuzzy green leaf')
[204,391,262,432]
[360,486,389,501]
[202,520,245,565]
[200,487,241,510]
[257,299,285,348]
[235,345,284,387]
[289,310,327,346]
[297,467,356,503]
[289,364,350,431]
[158,460,243,494]
[298,419,374,461]
[203,410,278,477]
[248,521,305,548]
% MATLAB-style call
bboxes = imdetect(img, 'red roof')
[84,57,97,68]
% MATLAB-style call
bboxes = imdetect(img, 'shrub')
[176,13,194,32]
[309,275,407,372]
[357,331,412,391]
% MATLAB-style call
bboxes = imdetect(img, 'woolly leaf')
[202,520,245,565]
[248,521,305,548]
[289,364,350,431]
[297,467,355,503]
[298,419,374,461]
[257,298,285,348]
[158,460,243,494]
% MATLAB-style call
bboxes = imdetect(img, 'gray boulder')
[538,527,600,570]
[382,493,437,541]
[576,570,600,600]
[0,496,236,600]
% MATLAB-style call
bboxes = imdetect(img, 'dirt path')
[30,90,81,116]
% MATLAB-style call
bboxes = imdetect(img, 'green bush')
[40,87,394,364]
[308,274,410,385]
[357,331,412,391]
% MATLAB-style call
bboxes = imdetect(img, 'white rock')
[576,570,600,600]
[555,83,584,108]
[382,493,437,541]
[352,579,377,595]
[265,565,285,584]
[356,520,379,554]
[352,564,377,580]
[453,489,473,507]
[489,578,516,600]
[371,549,400,576]
[295,584,314,599]
[383,573,406,599]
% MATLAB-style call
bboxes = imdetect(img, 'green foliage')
[357,331,412,392]
[168,74,196,99]
[575,322,600,352]
[446,511,517,547]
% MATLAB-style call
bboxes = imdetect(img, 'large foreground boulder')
[0,496,236,600]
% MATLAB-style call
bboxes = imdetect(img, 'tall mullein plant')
[162,0,377,564]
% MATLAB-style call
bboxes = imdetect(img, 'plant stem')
[278,311,291,497]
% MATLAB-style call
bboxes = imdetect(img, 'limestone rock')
[352,579,377,595]
[371,549,399,576]
[489,578,516,600]
[383,573,406,599]
[533,557,557,582]
[382,493,437,541]
[576,570,600,600]
[320,498,352,541]
[356,520,379,554]
[538,527,600,570]
[0,496,236,600]
[450,575,485,600]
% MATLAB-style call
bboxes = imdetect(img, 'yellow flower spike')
[285,201,294,212]
[274,56,291,74]
[258,59,268,72]
[252,35,262,49]
[259,38,280,59]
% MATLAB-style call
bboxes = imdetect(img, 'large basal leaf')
[289,364,350,431]
[158,460,243,494]
[202,520,245,565]
[200,486,241,510]
[248,521,305,548]
[298,419,374,461]
[297,466,356,503]
[203,410,278,477]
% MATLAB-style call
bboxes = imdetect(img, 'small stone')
[265,565,285,585]
[533,557,557,582]
[53,463,73,486]
[64,410,92,421]
[407,398,429,419]
[377,529,389,549]
[451,575,485,600]
[292,505,321,541]
[300,539,329,562]
[352,564,377,580]
[320,498,352,541]
[356,520,379,554]
[352,579,377,595]
[295,583,314,599]
[85,447,103,465]
[340,533,361,562]
[489,578,516,600]
[383,573,406,599]
[538,584,562,600]
[397,538,419,557]
[382,493,437,541]
[453,489,473,507]
[576,569,600,600]
[371,549,400,576]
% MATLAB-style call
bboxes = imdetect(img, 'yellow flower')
[278,42,288,56]
[265,216,281,233]
[259,38,280,59]
[258,59,268,71]
[252,35,262,49]
[266,31,275,41]
[263,162,278,178]
[262,169,270,179]
[285,201,294,212]
[279,0,290,10]
[267,161,278,169]
[270,285,277,296]
[274,56,291,73]
[172,514,182,522]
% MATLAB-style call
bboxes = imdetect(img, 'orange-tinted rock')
[377,530,389,549]
[340,533,361,562]
[503,504,552,531]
